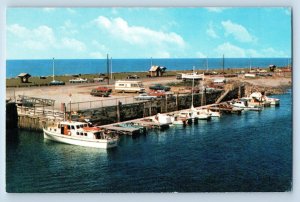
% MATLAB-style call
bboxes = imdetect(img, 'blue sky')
[6,7,291,59]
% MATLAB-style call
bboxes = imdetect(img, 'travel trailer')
[115,80,145,93]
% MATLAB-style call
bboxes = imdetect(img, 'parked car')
[127,74,140,79]
[148,90,166,98]
[149,84,171,91]
[49,80,65,86]
[134,93,157,100]
[90,87,112,97]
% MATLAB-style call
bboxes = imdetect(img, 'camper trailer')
[115,80,145,93]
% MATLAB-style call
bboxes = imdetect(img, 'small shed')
[269,65,277,72]
[18,73,31,83]
[148,65,167,77]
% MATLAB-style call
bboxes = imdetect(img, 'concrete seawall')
[8,85,245,131]
[74,85,245,126]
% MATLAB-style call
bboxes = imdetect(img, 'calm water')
[6,92,292,192]
[6,58,291,78]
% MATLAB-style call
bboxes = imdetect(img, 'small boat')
[43,121,118,149]
[115,122,147,134]
[170,112,192,125]
[208,109,221,117]
[153,113,173,124]
[188,107,212,120]
[265,97,280,106]
[230,100,262,111]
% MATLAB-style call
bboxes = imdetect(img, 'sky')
[6,7,292,59]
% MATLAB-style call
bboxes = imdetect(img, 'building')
[148,65,167,77]
[17,73,31,83]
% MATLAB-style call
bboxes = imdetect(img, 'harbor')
[4,7,293,194]
[6,90,292,192]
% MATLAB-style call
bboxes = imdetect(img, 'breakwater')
[10,84,245,131]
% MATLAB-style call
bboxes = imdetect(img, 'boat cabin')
[50,121,108,140]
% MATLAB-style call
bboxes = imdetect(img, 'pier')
[7,83,245,133]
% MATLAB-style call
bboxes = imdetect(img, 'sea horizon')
[6,57,292,78]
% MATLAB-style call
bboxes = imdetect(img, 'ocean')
[6,58,291,78]
[6,91,292,192]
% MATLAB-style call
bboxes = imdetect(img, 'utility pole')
[110,57,113,80]
[222,54,225,74]
[52,57,55,81]
[107,54,109,85]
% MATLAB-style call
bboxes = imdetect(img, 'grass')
[6,67,289,88]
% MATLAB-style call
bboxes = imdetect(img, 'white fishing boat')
[265,97,280,105]
[170,112,192,125]
[230,100,262,111]
[250,92,280,106]
[43,121,118,149]
[190,107,212,120]
[152,113,173,124]
[208,109,221,117]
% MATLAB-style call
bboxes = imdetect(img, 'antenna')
[150,57,153,67]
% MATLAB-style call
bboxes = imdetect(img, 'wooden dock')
[100,125,142,136]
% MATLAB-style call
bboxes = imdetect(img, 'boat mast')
[52,57,55,81]
[191,66,195,109]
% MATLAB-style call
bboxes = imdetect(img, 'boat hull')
[43,129,118,149]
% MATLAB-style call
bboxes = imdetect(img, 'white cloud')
[206,8,228,13]
[221,20,256,43]
[91,40,108,51]
[206,23,219,38]
[93,16,185,48]
[215,42,246,57]
[7,24,57,50]
[214,42,289,58]
[61,38,86,52]
[260,47,288,57]
[196,52,207,58]
[89,52,105,58]
[7,24,86,52]
[59,20,78,35]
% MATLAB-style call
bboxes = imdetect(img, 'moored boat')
[43,121,118,149]
[230,100,262,111]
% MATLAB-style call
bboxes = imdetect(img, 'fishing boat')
[250,92,280,106]
[153,113,173,124]
[230,100,262,111]
[170,112,192,125]
[207,109,221,117]
[190,107,212,120]
[43,121,118,149]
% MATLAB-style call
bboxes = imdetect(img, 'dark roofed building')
[148,65,167,77]
[18,73,31,83]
